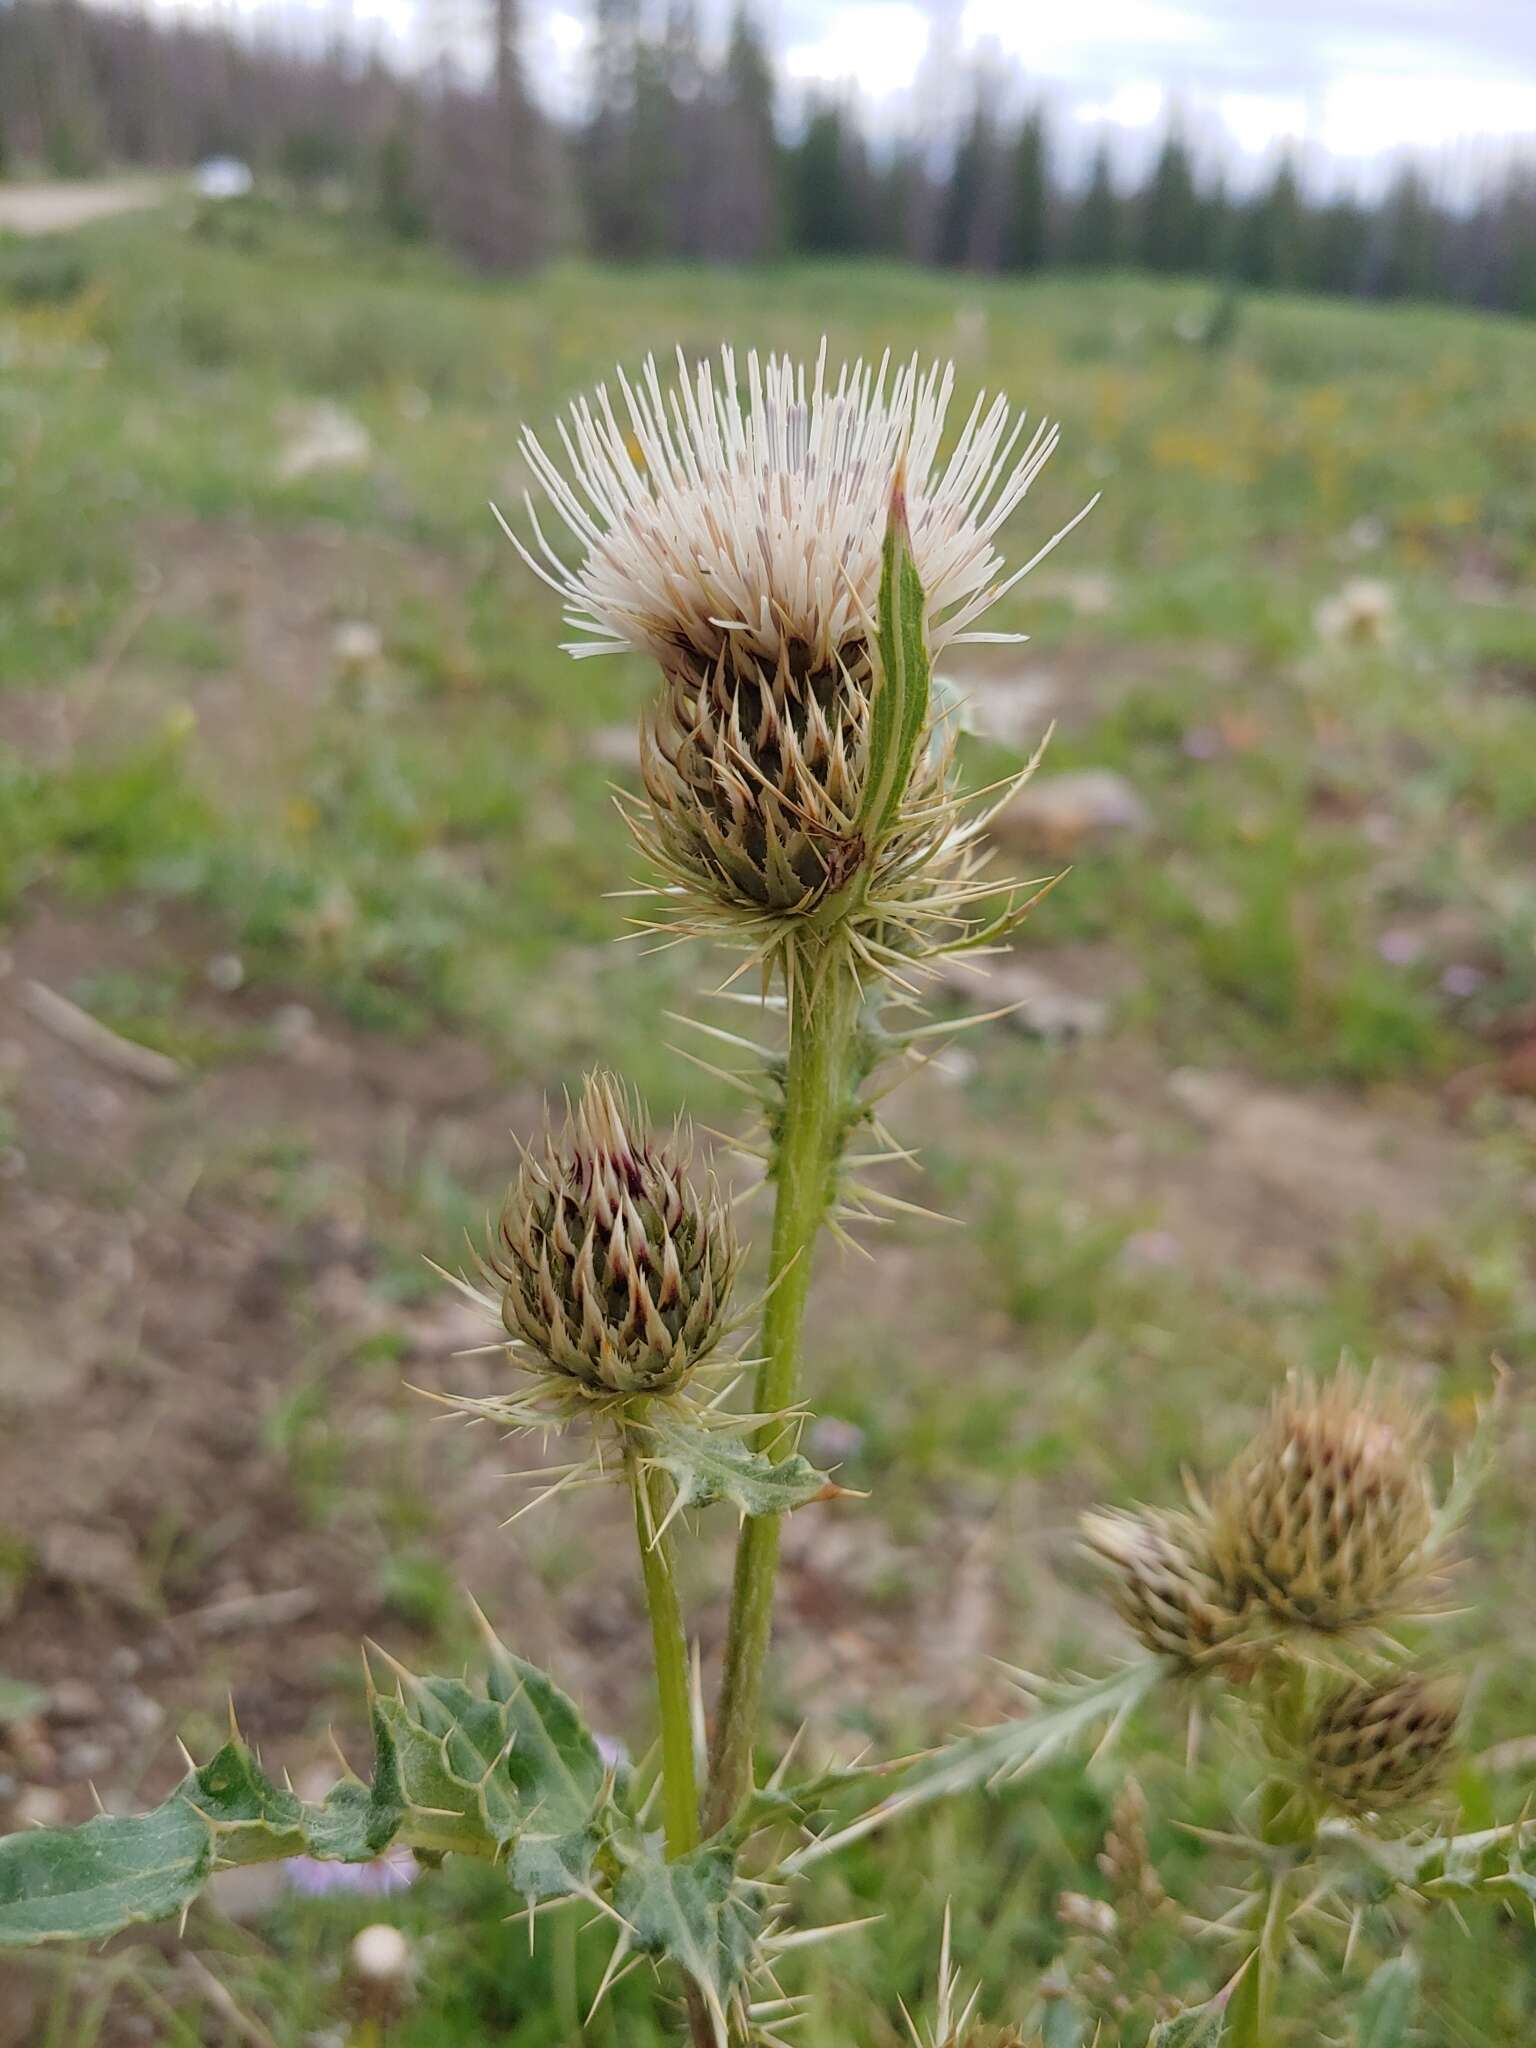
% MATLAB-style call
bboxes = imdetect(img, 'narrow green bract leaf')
[615,1841,759,2028]
[1355,1954,1419,2048]
[646,1415,839,1520]
[785,1660,1165,1871]
[0,1796,212,1946]
[858,470,932,848]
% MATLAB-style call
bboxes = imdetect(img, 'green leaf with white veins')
[0,1797,213,1946]
[0,1615,616,1945]
[368,1629,608,1895]
[645,1415,845,1520]
[615,1841,761,2041]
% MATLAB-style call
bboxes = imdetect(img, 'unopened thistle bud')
[1081,1509,1247,1671]
[509,346,1079,934]
[1304,1674,1461,1815]
[1210,1374,1434,1633]
[487,1073,738,1400]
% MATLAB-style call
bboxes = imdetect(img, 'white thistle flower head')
[1314,576,1396,648]
[506,345,1091,932]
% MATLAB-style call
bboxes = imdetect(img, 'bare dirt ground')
[0,181,167,237]
[0,891,1496,1789]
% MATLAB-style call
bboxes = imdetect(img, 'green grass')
[3,199,1536,2044]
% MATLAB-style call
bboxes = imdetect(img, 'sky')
[161,0,1536,188]
[523,0,1536,186]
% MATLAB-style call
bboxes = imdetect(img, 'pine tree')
[871,140,933,262]
[1312,192,1369,295]
[939,87,1000,268]
[1069,141,1120,266]
[658,0,705,256]
[707,6,779,261]
[1140,127,1202,273]
[429,0,565,269]
[790,101,859,255]
[1374,166,1442,300]
[584,0,646,258]
[1004,109,1049,272]
[1238,153,1304,288]
[376,115,427,241]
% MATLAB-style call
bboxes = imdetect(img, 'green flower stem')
[1228,1841,1295,2048]
[1230,1754,1309,2048]
[704,945,862,1832]
[625,1430,700,1863]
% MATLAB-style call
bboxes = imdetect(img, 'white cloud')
[1321,69,1536,157]
[960,0,1213,67]
[1074,82,1166,130]
[1217,90,1311,156]
[783,2,930,98]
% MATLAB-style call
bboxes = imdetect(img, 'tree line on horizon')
[5,0,1536,315]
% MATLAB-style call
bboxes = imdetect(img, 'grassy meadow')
[3,197,1536,2044]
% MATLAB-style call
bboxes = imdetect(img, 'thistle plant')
[1065,1370,1507,2046]
[0,347,1528,2048]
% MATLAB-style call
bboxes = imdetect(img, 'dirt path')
[0,179,167,236]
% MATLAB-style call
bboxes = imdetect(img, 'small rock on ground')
[993,768,1150,855]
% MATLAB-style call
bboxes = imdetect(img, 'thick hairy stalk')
[626,1431,701,1862]
[704,948,862,1831]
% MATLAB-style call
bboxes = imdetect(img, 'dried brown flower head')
[1081,1508,1248,1670]
[1305,1673,1461,1815]
[487,1072,739,1400]
[1209,1373,1435,1633]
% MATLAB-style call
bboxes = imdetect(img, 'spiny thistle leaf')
[645,1415,843,1520]
[859,467,933,850]
[0,1796,213,1945]
[301,1732,405,1864]
[615,1840,760,2036]
[0,1627,615,1946]
[372,1643,608,1894]
[1355,1954,1420,2048]
[185,1742,308,1863]
[1316,1815,1536,1915]
[1147,1990,1231,2045]
[482,1628,610,1897]
[722,1756,890,1844]
[785,1661,1165,1872]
